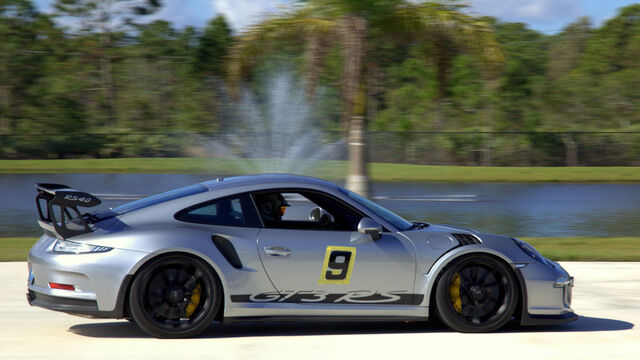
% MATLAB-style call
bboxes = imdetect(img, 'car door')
[254,190,418,305]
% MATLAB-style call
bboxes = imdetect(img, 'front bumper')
[516,261,577,325]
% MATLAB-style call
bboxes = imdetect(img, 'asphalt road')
[0,262,638,360]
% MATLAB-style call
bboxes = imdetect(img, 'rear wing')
[35,183,102,239]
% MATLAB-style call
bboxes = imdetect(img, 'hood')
[426,223,478,234]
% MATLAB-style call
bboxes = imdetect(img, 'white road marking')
[93,193,144,200]
[372,195,478,202]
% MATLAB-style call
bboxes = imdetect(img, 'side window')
[175,194,261,227]
[253,190,362,231]
[281,193,318,222]
[301,191,362,231]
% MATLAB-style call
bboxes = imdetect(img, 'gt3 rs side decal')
[231,290,424,305]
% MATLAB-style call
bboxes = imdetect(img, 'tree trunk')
[303,33,323,99]
[366,63,381,127]
[339,14,367,131]
[340,14,369,196]
[434,97,445,130]
[561,133,578,166]
[0,84,8,133]
[346,115,369,197]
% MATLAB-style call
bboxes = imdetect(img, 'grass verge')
[3,236,640,262]
[1,158,640,182]
[522,237,640,262]
[0,237,38,262]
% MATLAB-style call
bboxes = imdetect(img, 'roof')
[201,174,338,192]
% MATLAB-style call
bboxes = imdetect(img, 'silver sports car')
[27,174,576,338]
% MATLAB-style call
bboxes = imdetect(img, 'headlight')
[53,239,113,254]
[512,238,553,267]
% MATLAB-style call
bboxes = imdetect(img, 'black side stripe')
[230,292,424,305]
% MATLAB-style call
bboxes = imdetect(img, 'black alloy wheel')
[129,254,222,338]
[435,254,518,332]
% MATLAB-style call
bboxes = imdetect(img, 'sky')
[34,0,640,34]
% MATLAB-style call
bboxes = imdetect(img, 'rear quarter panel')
[84,223,277,316]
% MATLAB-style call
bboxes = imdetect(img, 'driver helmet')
[258,193,289,222]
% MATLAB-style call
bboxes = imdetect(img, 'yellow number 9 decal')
[318,246,356,284]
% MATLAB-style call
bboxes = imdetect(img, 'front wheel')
[129,254,222,338]
[435,254,518,332]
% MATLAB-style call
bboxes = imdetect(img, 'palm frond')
[392,1,504,75]
[227,4,339,95]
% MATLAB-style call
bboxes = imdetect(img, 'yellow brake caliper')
[449,273,462,314]
[185,284,202,317]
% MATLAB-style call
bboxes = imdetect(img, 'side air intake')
[452,233,481,245]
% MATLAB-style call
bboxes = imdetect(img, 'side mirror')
[358,217,382,240]
[309,207,334,223]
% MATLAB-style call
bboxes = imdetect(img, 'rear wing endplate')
[35,183,102,239]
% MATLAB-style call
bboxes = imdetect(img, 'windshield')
[113,183,208,214]
[339,188,413,231]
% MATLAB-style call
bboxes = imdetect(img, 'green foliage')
[492,21,549,131]
[2,1,640,164]
[375,56,437,131]
[581,5,640,74]
[194,15,232,77]
[447,54,483,128]
[0,1,221,158]
[338,0,402,20]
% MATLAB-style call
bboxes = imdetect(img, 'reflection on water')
[1,174,639,238]
[372,182,640,237]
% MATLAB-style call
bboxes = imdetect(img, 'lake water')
[1,174,639,238]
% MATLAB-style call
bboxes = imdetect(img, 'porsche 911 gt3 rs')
[27,174,576,338]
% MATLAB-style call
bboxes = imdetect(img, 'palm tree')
[229,0,503,196]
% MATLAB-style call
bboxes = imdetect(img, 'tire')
[129,254,222,338]
[434,254,518,333]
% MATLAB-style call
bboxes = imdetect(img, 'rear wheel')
[435,254,518,332]
[129,254,222,338]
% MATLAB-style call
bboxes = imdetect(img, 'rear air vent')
[452,233,481,245]
[212,235,243,269]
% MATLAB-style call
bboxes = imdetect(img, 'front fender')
[416,245,519,309]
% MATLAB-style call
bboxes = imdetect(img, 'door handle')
[264,246,291,257]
